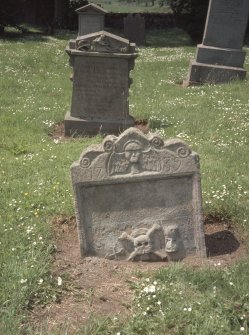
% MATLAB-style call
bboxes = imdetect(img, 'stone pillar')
[184,0,249,85]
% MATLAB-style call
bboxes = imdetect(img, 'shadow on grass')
[146,28,194,47]
[1,26,192,47]
[0,27,76,43]
[0,31,51,43]
[108,27,193,47]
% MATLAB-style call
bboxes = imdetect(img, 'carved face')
[134,235,152,255]
[124,142,142,163]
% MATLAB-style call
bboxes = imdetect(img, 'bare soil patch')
[30,215,247,333]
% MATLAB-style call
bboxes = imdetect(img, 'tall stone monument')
[185,0,249,85]
[76,3,107,36]
[65,31,138,136]
[71,127,207,261]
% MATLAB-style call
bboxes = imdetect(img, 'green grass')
[0,28,249,334]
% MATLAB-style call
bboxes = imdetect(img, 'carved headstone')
[76,3,107,36]
[124,14,146,46]
[65,31,138,136]
[184,0,249,85]
[71,128,206,261]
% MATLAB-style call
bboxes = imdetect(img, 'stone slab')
[70,56,129,119]
[64,112,134,136]
[203,0,249,49]
[78,14,105,36]
[71,128,206,261]
[124,14,146,46]
[196,44,246,68]
[186,60,247,85]
[76,3,107,37]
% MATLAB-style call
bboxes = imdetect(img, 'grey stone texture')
[65,31,138,136]
[124,14,146,46]
[185,0,249,85]
[71,128,207,261]
[76,3,107,36]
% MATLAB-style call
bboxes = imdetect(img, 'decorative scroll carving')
[77,128,194,178]
[105,130,190,176]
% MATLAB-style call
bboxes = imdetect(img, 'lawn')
[0,28,249,334]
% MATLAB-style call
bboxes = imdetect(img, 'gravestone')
[185,0,249,85]
[124,14,146,46]
[71,127,206,261]
[76,3,107,36]
[65,31,138,136]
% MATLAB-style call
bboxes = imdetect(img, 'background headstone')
[124,14,146,46]
[65,31,138,136]
[76,3,107,36]
[185,0,249,85]
[71,127,206,261]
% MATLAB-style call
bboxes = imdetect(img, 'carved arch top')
[73,127,199,180]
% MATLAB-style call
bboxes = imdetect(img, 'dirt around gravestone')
[29,215,247,334]
[42,127,246,333]
[49,119,150,142]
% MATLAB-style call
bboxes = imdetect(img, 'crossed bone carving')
[118,224,166,261]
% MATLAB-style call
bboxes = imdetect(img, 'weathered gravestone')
[65,31,138,136]
[185,0,249,85]
[124,14,146,46]
[71,127,207,261]
[76,3,107,36]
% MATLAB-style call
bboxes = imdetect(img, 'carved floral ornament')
[79,128,193,177]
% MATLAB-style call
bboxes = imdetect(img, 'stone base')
[184,60,246,86]
[64,112,135,136]
[196,44,246,67]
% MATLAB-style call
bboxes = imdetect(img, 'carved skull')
[118,224,166,262]
[133,234,152,255]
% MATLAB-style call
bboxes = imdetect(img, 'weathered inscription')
[80,177,195,257]
[71,57,129,119]
[77,4,107,36]
[81,15,103,34]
